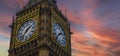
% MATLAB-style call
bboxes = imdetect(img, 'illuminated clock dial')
[53,22,66,46]
[17,20,36,42]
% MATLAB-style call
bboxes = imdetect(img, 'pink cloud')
[58,0,120,56]
[0,41,9,47]
[0,13,12,38]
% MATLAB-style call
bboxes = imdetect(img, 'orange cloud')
[61,0,120,55]
[88,31,118,43]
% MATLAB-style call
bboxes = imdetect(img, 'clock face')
[17,20,36,42]
[53,22,67,46]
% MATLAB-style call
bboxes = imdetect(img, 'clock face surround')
[53,22,67,46]
[17,20,36,42]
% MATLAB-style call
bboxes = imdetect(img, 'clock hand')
[22,25,29,35]
[58,35,66,46]
[19,35,24,41]
[20,25,31,41]
[56,33,62,39]
[23,25,31,35]
[24,26,32,36]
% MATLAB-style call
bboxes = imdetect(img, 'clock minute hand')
[23,26,31,35]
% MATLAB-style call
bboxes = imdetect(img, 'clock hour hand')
[19,35,24,41]
[25,26,31,34]
[56,33,62,39]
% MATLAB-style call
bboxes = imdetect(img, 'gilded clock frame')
[51,8,70,52]
[14,7,40,48]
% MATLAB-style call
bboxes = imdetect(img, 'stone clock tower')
[8,0,71,56]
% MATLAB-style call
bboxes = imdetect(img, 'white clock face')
[53,22,66,46]
[17,20,36,42]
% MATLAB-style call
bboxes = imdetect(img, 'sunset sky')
[0,0,120,56]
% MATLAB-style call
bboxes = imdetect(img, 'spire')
[48,0,58,8]
[25,0,57,8]
[53,0,57,3]
[28,0,36,4]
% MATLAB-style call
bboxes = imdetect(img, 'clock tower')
[8,0,71,56]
